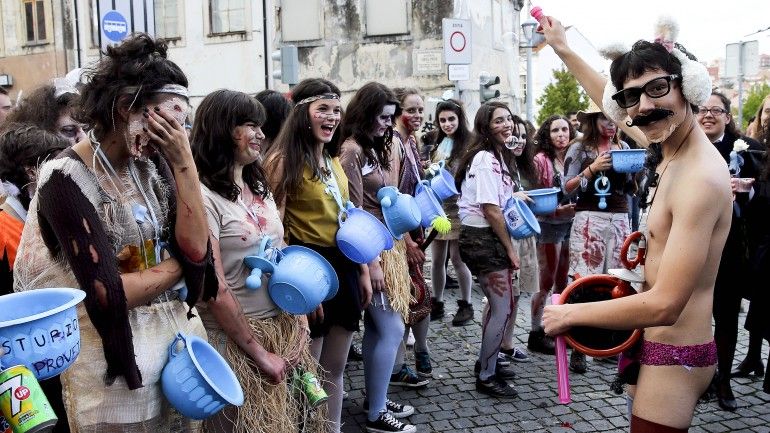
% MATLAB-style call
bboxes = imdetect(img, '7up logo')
[0,374,24,416]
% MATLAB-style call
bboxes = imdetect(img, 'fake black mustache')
[626,109,675,127]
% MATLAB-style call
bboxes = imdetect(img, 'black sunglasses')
[612,74,680,108]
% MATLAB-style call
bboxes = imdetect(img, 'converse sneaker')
[415,351,433,378]
[476,374,518,398]
[366,411,417,433]
[390,364,429,388]
[363,399,415,419]
[497,352,511,367]
[500,347,530,363]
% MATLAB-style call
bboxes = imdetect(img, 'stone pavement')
[340,265,770,432]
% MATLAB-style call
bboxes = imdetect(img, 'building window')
[280,0,323,42]
[23,0,48,44]
[210,0,245,34]
[155,0,180,39]
[365,0,409,37]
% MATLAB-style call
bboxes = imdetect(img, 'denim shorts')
[537,221,572,244]
[458,225,511,276]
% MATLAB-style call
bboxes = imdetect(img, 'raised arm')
[539,15,648,147]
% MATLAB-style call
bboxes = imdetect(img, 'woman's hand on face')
[254,351,288,384]
[369,260,386,293]
[543,303,572,336]
[145,107,191,166]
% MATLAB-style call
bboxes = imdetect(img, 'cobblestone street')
[340,261,770,432]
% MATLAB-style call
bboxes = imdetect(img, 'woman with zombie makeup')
[262,78,372,433]
[5,82,87,146]
[190,89,325,433]
[455,102,526,398]
[388,87,434,387]
[490,115,539,363]
[424,99,474,328]
[528,116,577,356]
[338,81,418,433]
[561,103,634,373]
[13,34,214,432]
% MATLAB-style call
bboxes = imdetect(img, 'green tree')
[535,68,589,125]
[741,83,770,128]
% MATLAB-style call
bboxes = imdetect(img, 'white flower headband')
[601,45,712,125]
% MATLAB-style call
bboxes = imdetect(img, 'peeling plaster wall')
[278,0,522,121]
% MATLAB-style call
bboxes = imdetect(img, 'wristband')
[587,166,595,177]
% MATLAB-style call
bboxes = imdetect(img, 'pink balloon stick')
[551,293,571,404]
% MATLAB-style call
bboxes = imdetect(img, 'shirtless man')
[540,15,733,432]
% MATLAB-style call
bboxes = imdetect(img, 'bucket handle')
[167,332,186,360]
[338,201,355,227]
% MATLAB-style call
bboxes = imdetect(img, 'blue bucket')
[503,197,541,239]
[526,187,560,215]
[336,203,393,264]
[0,288,86,380]
[427,162,459,201]
[414,181,446,228]
[243,240,340,314]
[610,149,646,173]
[162,333,244,420]
[378,186,421,240]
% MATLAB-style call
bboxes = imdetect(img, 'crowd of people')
[0,13,769,433]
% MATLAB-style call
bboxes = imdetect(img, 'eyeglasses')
[696,107,728,116]
[611,74,680,108]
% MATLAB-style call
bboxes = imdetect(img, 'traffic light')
[479,73,501,102]
[271,45,299,86]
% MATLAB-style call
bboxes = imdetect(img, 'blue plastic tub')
[610,149,646,173]
[0,288,86,379]
[414,181,445,228]
[526,188,560,216]
[161,333,244,420]
[427,162,459,201]
[503,197,541,239]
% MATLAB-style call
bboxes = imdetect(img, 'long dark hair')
[77,33,188,138]
[255,89,293,144]
[507,116,538,186]
[6,84,79,134]
[454,102,512,190]
[432,99,471,167]
[0,123,68,209]
[535,115,576,159]
[340,82,397,170]
[191,89,268,201]
[263,78,342,205]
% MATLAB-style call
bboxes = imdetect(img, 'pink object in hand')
[530,6,544,21]
[551,293,571,404]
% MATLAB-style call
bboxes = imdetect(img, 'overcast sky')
[529,0,770,64]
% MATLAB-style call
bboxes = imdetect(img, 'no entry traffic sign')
[442,18,471,65]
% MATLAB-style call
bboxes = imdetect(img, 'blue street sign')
[102,10,128,42]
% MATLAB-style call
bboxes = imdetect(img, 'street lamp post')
[521,19,537,123]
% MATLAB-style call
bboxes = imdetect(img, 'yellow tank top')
[284,158,350,247]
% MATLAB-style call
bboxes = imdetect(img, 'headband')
[601,45,712,124]
[121,83,190,99]
[295,93,340,105]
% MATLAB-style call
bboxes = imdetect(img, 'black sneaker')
[474,360,516,379]
[415,351,433,378]
[527,329,555,355]
[570,351,588,374]
[366,411,417,433]
[451,300,474,326]
[476,374,518,398]
[390,364,430,388]
[430,298,445,321]
[363,399,415,419]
